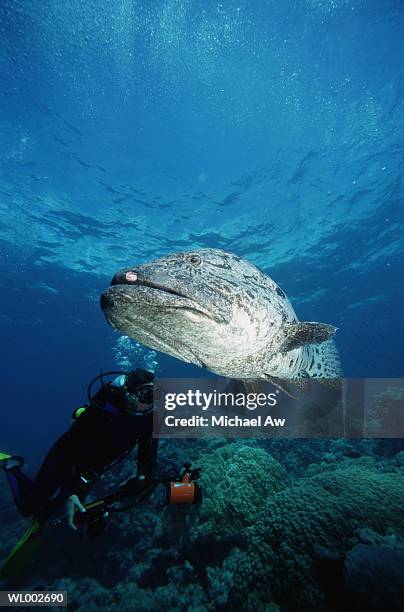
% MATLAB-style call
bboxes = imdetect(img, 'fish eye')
[186,254,203,266]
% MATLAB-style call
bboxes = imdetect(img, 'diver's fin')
[0,519,43,581]
[0,455,24,471]
[278,322,337,353]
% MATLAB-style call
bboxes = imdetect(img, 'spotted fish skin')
[101,248,341,380]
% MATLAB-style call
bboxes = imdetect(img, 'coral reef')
[226,463,404,611]
[341,543,404,612]
[1,440,404,611]
[160,443,289,543]
[365,385,404,437]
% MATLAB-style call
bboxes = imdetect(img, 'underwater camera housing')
[75,463,202,537]
[165,463,202,505]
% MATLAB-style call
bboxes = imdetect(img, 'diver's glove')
[65,494,86,531]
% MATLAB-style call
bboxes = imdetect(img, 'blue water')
[0,0,403,467]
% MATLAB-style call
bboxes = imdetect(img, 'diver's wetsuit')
[6,382,158,521]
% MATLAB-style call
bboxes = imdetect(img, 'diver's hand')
[65,494,86,530]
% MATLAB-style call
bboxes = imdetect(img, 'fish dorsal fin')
[278,322,337,353]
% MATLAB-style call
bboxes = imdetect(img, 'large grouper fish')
[100,249,341,385]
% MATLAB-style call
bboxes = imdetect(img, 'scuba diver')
[0,368,201,581]
[0,368,158,531]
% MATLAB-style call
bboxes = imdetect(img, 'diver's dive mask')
[135,382,154,404]
[87,370,155,414]
[125,382,154,413]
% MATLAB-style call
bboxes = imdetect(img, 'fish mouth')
[122,278,191,302]
[101,276,221,322]
[110,269,193,301]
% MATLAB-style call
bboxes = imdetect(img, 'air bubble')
[113,336,159,372]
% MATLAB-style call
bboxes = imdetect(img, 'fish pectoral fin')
[239,379,265,395]
[233,377,297,399]
[279,322,337,353]
[262,375,298,399]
